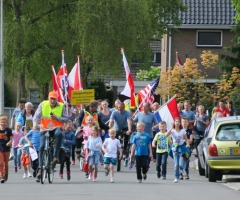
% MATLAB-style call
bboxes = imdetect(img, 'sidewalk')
[190,157,240,191]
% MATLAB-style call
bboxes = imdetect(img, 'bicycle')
[75,144,84,171]
[40,131,55,184]
[116,129,131,172]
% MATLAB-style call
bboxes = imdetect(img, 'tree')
[136,66,161,81]
[4,0,77,102]
[232,0,240,22]
[73,0,185,86]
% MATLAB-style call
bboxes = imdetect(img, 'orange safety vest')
[81,110,99,127]
[41,100,64,130]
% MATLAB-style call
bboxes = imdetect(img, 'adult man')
[182,101,195,126]
[33,91,68,180]
[77,100,108,129]
[10,98,26,129]
[177,102,187,118]
[214,100,230,117]
[134,102,158,140]
[109,102,131,158]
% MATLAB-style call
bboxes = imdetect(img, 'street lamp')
[0,0,4,114]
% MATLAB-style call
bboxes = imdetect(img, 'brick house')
[161,0,236,80]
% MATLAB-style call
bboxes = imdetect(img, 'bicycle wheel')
[48,149,54,183]
[79,148,84,170]
[41,151,48,184]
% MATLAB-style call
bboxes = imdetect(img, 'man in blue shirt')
[133,102,158,140]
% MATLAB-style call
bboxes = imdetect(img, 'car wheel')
[205,162,209,178]
[216,172,223,181]
[198,157,205,176]
[208,166,217,182]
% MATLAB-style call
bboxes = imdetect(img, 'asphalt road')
[1,156,239,200]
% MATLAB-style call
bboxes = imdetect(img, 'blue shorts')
[104,157,117,166]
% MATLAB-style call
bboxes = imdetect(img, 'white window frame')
[196,30,222,47]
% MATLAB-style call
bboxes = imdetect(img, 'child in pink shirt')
[12,122,24,172]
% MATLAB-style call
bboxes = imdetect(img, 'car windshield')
[216,124,240,141]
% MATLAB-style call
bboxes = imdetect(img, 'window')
[196,31,222,47]
[152,52,161,64]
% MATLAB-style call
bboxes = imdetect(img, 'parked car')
[197,116,240,182]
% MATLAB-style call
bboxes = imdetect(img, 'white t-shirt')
[103,138,121,158]
[170,129,186,145]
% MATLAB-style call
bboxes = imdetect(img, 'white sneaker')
[110,177,114,183]
[23,173,27,179]
[27,172,32,177]
[173,179,178,183]
[88,173,92,180]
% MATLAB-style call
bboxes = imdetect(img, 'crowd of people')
[0,91,237,184]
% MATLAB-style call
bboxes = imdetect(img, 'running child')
[86,125,102,182]
[0,115,13,183]
[12,122,24,172]
[130,122,153,183]
[59,121,75,181]
[102,128,122,183]
[152,121,171,180]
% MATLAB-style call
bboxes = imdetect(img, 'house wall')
[161,29,235,79]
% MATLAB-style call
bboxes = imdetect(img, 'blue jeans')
[179,151,192,174]
[172,151,184,179]
[156,152,168,177]
[38,128,63,168]
[13,147,21,167]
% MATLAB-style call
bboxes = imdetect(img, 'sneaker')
[179,173,183,180]
[143,173,147,180]
[14,167,17,173]
[27,172,32,177]
[0,176,5,183]
[162,176,166,180]
[23,173,27,179]
[93,176,97,182]
[59,173,63,179]
[18,165,21,169]
[110,177,114,183]
[67,172,71,181]
[88,172,92,180]
[105,169,110,176]
[138,179,142,183]
[4,173,8,182]
[33,171,37,178]
[85,172,89,178]
[157,172,161,178]
[36,178,40,183]
[185,174,189,180]
[71,161,75,165]
[173,179,178,183]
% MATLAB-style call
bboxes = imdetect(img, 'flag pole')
[77,54,83,111]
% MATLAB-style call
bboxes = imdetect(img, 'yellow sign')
[71,89,95,105]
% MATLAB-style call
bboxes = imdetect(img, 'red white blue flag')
[57,50,69,102]
[154,96,180,130]
[138,76,160,105]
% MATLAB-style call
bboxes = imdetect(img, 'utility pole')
[0,0,4,114]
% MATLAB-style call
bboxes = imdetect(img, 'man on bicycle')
[109,102,132,160]
[33,91,68,180]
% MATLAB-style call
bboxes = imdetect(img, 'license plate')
[230,148,240,155]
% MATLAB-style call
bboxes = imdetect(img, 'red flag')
[51,65,64,103]
[68,55,83,100]
[120,48,135,107]
[176,52,183,66]
[57,50,69,101]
